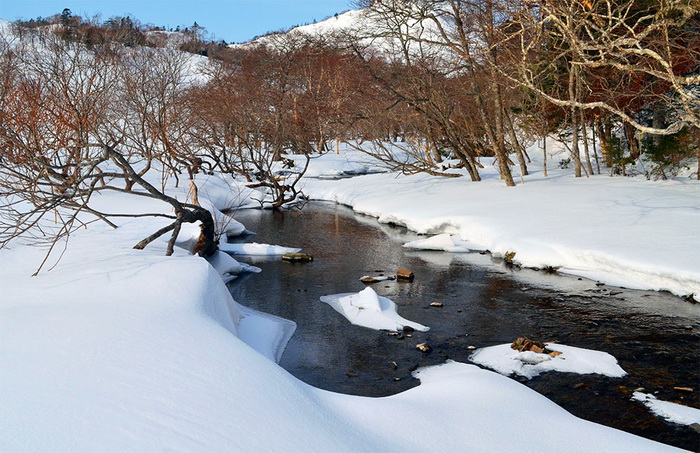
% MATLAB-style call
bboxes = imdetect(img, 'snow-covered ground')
[469,342,628,379]
[301,142,700,298]
[1,163,693,451]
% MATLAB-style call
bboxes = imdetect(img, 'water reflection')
[227,202,699,450]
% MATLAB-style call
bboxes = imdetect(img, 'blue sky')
[0,0,353,43]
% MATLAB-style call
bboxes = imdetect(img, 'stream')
[227,202,700,451]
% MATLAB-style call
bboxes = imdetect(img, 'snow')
[236,305,297,364]
[230,9,365,48]
[231,7,448,64]
[218,241,301,256]
[469,343,628,379]
[359,275,392,282]
[303,144,700,298]
[329,361,677,452]
[632,392,700,427]
[320,287,430,332]
[1,18,695,452]
[0,162,685,452]
[300,147,388,179]
[404,232,478,252]
[205,251,261,283]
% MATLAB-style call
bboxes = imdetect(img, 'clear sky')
[0,0,354,44]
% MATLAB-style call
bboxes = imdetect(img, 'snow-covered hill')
[228,6,447,62]
[229,9,365,49]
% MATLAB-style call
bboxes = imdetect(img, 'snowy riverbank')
[0,169,690,451]
[302,144,700,298]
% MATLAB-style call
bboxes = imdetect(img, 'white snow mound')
[469,343,627,379]
[320,287,429,332]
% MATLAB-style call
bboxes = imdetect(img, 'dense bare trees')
[500,0,699,177]
[0,31,218,270]
[1,2,698,266]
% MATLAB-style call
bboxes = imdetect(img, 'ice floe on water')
[469,343,627,379]
[320,287,429,332]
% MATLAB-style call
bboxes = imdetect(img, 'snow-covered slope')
[229,9,364,48]
[229,6,446,62]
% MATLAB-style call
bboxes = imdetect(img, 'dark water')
[227,202,700,451]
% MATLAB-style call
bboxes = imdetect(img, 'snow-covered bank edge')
[632,392,700,428]
[302,168,700,299]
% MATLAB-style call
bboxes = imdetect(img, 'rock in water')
[282,253,313,262]
[416,343,432,353]
[396,269,414,281]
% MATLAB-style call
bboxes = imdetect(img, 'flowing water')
[227,202,700,451]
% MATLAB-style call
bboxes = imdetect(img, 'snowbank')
[321,286,430,332]
[632,392,700,427]
[218,241,301,256]
[327,361,679,452]
[404,232,477,252]
[206,251,261,283]
[469,343,628,379]
[0,186,683,452]
[303,147,700,297]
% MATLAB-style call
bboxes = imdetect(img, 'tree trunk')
[569,65,582,177]
[624,122,640,160]
[482,80,515,186]
[543,136,548,177]
[505,112,528,176]
[165,218,182,256]
[191,208,218,257]
[581,112,594,175]
[595,116,612,167]
[652,103,667,148]
[591,119,601,174]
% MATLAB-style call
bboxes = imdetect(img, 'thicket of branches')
[0,1,698,269]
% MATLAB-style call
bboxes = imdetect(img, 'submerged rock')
[416,343,432,353]
[282,252,313,262]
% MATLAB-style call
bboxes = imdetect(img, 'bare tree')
[351,0,526,185]
[0,30,218,273]
[504,0,699,150]
[188,44,318,208]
